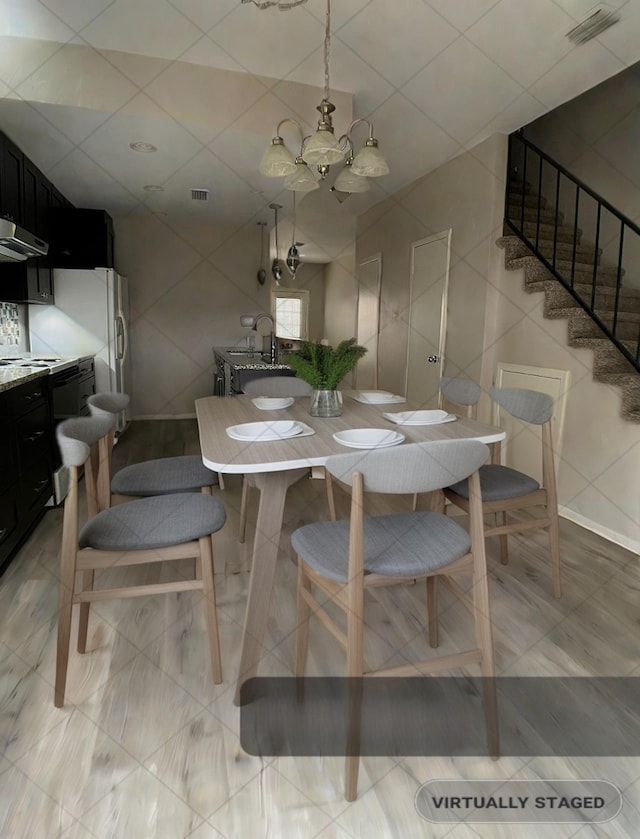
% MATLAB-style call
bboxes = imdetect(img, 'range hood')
[0,218,48,262]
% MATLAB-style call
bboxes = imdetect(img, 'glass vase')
[310,389,343,418]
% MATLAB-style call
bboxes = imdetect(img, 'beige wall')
[114,212,324,417]
[348,134,508,403]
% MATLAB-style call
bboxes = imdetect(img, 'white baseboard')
[131,413,197,420]
[559,506,640,556]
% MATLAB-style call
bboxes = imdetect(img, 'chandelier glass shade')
[250,0,389,197]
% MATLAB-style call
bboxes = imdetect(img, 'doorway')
[405,230,451,407]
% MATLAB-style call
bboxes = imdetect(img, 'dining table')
[195,392,506,703]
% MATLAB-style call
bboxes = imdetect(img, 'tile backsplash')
[0,301,22,348]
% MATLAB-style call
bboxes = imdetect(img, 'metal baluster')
[591,203,602,311]
[536,154,543,251]
[612,220,624,338]
[553,169,560,268]
[570,184,579,288]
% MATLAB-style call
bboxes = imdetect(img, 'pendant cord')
[291,193,296,246]
[323,0,331,102]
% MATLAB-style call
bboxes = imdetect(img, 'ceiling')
[0,0,639,262]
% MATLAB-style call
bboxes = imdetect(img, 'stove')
[0,356,79,373]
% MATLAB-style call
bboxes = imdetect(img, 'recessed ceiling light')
[130,141,158,153]
[144,184,164,192]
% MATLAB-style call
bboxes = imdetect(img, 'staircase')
[498,138,640,422]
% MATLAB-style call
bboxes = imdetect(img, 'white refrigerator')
[29,268,131,432]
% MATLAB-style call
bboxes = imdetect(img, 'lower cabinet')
[0,377,53,575]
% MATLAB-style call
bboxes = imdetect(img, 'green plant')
[285,338,367,390]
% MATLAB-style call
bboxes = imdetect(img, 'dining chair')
[87,392,222,507]
[444,386,561,598]
[239,376,337,541]
[54,415,226,707]
[292,440,498,801]
[439,376,481,419]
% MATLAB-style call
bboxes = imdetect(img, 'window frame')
[270,289,310,340]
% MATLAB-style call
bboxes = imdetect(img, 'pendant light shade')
[284,158,320,193]
[333,159,370,193]
[259,137,297,177]
[286,243,301,275]
[350,137,389,177]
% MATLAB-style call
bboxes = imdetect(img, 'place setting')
[350,390,406,405]
[382,409,457,426]
[332,428,405,449]
[226,419,314,441]
[251,396,294,410]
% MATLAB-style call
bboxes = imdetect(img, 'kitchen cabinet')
[0,376,53,576]
[0,134,24,223]
[213,347,296,396]
[50,208,115,269]
[0,129,72,304]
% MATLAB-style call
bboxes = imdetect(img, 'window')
[271,290,309,340]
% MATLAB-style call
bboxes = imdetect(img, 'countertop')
[0,354,94,394]
[213,346,293,371]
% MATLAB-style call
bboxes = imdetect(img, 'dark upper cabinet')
[49,208,115,269]
[0,135,24,222]
[0,129,73,304]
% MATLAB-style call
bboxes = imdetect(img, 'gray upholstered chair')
[239,376,336,542]
[87,392,222,507]
[54,415,226,707]
[445,386,561,598]
[439,376,481,419]
[292,440,498,801]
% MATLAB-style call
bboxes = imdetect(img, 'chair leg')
[426,576,439,648]
[295,559,312,677]
[411,492,419,512]
[471,568,499,761]
[344,577,364,802]
[55,551,77,708]
[76,571,94,653]
[324,470,337,521]
[217,472,225,491]
[199,536,222,685]
[239,476,250,544]
[549,513,562,599]
[498,512,509,565]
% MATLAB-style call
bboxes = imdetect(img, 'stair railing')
[506,130,640,374]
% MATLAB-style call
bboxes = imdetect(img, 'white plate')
[251,396,294,410]
[383,410,457,426]
[226,420,303,441]
[352,391,406,404]
[333,428,405,449]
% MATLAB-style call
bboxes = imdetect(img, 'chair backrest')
[440,376,481,407]
[87,392,130,418]
[57,415,116,521]
[242,376,312,397]
[489,387,553,425]
[325,440,489,495]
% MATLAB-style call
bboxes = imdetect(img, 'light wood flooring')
[0,419,638,838]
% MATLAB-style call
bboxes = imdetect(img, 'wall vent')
[191,189,209,201]
[566,8,620,45]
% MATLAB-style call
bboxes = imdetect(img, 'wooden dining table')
[195,392,506,702]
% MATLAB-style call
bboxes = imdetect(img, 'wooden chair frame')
[445,418,561,599]
[55,428,222,708]
[294,462,498,801]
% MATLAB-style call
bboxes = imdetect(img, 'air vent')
[566,8,620,45]
[191,189,209,201]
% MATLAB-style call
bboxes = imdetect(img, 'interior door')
[406,231,451,407]
[355,253,381,390]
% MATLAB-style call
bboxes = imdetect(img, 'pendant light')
[249,0,389,193]
[286,193,302,277]
[269,202,283,285]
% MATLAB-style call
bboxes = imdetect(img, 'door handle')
[427,355,440,363]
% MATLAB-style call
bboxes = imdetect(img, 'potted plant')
[285,338,367,417]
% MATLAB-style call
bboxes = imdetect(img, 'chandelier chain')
[323,0,331,102]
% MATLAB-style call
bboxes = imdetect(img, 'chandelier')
[244,0,390,196]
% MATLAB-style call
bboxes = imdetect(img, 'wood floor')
[0,419,638,838]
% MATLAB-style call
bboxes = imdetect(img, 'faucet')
[252,313,278,364]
